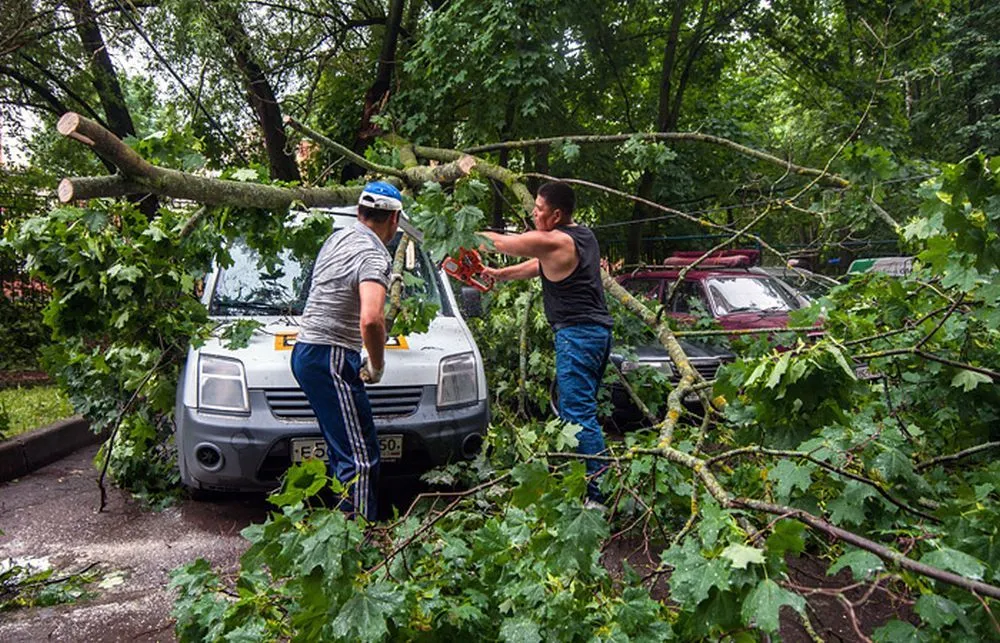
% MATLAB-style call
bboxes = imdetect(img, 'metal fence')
[0,257,51,370]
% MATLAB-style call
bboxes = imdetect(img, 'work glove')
[360,357,384,384]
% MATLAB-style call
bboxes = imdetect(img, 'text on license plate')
[290,435,403,463]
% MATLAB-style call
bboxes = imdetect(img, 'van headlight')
[198,355,249,414]
[437,353,478,408]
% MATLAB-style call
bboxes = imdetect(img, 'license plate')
[290,435,403,463]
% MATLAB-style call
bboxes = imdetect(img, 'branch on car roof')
[285,119,483,194]
[384,234,414,336]
[664,209,771,308]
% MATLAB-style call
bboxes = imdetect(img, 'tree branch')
[466,133,850,188]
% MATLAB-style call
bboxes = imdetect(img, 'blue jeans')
[555,324,612,501]
[291,342,380,520]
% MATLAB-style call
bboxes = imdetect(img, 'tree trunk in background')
[69,0,135,141]
[68,0,157,213]
[216,5,300,183]
[343,0,406,182]
[625,0,685,264]
[490,98,518,229]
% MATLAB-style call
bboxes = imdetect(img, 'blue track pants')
[291,342,379,520]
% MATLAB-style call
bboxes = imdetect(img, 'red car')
[617,250,811,331]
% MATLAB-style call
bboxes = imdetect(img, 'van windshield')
[211,231,443,317]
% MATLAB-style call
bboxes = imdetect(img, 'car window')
[704,276,801,315]
[668,280,703,314]
[211,231,442,317]
[621,278,663,302]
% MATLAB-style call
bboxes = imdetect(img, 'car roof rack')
[661,249,760,268]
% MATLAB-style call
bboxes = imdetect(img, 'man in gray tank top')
[291,181,400,521]
[481,182,613,507]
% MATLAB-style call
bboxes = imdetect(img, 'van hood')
[199,316,475,388]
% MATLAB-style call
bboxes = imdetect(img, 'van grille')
[264,387,423,419]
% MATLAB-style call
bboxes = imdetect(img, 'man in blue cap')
[291,181,401,520]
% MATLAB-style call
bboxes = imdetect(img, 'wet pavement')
[0,444,271,642]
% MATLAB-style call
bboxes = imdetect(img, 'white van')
[174,208,489,493]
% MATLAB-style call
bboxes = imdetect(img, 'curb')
[0,416,101,483]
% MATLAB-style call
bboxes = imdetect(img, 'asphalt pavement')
[0,444,270,642]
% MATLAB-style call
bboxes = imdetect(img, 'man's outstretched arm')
[482,258,540,283]
[481,230,567,259]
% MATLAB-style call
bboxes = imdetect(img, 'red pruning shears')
[442,248,495,292]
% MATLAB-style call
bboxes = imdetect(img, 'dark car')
[617,250,810,331]
[549,338,734,429]
[606,340,734,428]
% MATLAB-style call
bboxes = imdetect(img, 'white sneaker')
[583,498,608,513]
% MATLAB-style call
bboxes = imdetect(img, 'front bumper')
[176,387,488,492]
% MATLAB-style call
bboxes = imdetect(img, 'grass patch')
[0,386,74,440]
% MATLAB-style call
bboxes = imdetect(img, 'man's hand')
[360,356,384,384]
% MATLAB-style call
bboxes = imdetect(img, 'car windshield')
[705,276,801,315]
[211,231,442,317]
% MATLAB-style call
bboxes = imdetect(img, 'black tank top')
[540,225,614,330]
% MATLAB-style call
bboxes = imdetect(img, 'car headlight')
[621,359,674,378]
[198,355,249,414]
[437,352,478,408]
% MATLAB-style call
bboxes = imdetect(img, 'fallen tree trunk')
[56,112,476,208]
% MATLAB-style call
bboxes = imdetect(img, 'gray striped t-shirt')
[297,222,392,351]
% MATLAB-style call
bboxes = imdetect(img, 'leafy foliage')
[171,460,671,642]
[0,556,98,611]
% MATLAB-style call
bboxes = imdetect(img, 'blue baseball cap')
[358,181,403,211]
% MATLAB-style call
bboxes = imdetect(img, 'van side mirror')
[459,286,485,318]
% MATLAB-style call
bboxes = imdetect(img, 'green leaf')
[510,461,550,508]
[914,594,963,628]
[550,505,608,571]
[555,420,580,450]
[765,353,791,389]
[662,540,731,605]
[825,344,857,378]
[828,550,884,580]
[697,499,734,549]
[765,520,806,558]
[920,547,986,581]
[872,620,926,642]
[720,543,766,569]
[770,460,813,502]
[269,459,328,507]
[826,481,878,525]
[741,578,805,633]
[330,582,404,641]
[950,369,992,392]
[743,359,769,389]
[499,615,542,643]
